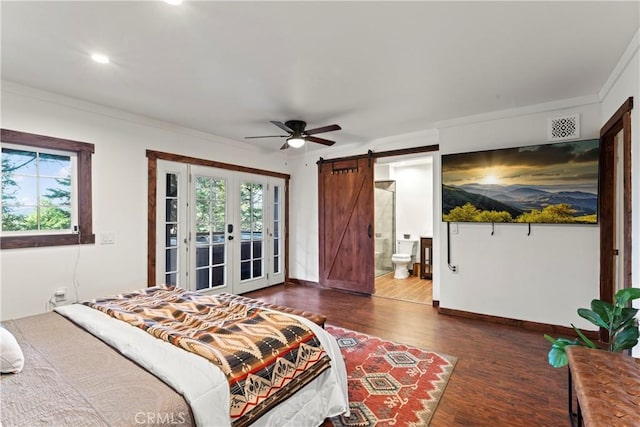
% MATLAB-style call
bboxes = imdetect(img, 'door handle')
[228,235,234,241]
[227,224,234,233]
[367,224,372,238]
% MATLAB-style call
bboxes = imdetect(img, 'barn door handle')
[367,224,372,238]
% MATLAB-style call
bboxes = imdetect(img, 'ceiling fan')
[245,120,341,150]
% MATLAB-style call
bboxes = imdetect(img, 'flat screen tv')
[442,139,599,224]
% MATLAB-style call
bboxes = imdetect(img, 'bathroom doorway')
[373,154,434,305]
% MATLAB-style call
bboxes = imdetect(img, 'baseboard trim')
[438,307,599,340]
[288,278,320,287]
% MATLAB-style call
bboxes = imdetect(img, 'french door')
[155,160,284,294]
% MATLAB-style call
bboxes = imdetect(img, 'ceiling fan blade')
[270,121,293,133]
[244,135,288,139]
[304,124,341,136]
[307,136,336,146]
[280,142,290,150]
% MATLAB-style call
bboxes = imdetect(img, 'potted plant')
[544,287,640,367]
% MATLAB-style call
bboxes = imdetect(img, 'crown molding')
[430,94,600,130]
[1,80,277,156]
[599,28,640,102]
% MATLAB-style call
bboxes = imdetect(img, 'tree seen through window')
[2,147,73,232]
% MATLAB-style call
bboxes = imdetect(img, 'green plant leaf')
[612,307,639,330]
[577,308,609,329]
[571,324,597,348]
[614,287,640,306]
[543,334,559,345]
[612,325,640,352]
[544,336,580,368]
[547,346,570,368]
[590,300,614,324]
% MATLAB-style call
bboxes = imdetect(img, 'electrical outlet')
[54,287,68,302]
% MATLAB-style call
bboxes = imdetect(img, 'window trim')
[1,129,95,249]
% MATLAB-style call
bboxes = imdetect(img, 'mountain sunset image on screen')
[441,139,600,224]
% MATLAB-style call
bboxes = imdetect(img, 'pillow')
[0,326,24,373]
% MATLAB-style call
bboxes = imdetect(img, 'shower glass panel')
[374,181,396,277]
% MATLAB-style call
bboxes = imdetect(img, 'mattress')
[1,294,348,426]
[1,311,194,426]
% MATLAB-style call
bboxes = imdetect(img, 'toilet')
[391,238,418,279]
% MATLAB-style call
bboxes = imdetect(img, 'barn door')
[318,157,374,294]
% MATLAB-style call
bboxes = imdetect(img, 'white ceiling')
[2,1,638,153]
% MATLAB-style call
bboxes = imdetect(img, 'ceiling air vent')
[548,114,580,142]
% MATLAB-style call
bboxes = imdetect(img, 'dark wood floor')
[246,283,568,427]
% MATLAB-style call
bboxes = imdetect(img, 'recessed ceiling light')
[90,53,110,64]
[165,0,183,5]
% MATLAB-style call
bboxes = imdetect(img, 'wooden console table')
[566,345,640,427]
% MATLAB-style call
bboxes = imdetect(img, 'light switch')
[101,232,116,244]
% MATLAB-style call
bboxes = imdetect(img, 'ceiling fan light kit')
[286,137,305,148]
[246,120,342,150]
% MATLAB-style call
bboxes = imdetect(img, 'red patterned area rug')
[327,325,457,427]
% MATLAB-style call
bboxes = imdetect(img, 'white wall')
[374,164,390,181]
[0,82,290,320]
[437,103,602,330]
[599,31,639,356]
[390,160,433,240]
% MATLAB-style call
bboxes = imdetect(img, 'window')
[1,129,95,249]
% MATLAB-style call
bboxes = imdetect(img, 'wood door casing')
[318,157,374,294]
[599,97,633,316]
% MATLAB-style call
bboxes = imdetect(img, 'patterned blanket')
[84,286,331,427]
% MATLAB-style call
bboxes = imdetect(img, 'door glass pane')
[253,241,262,258]
[194,176,226,290]
[212,244,225,265]
[196,246,209,268]
[241,241,250,261]
[273,184,281,274]
[166,224,177,247]
[166,273,177,286]
[166,248,178,272]
[166,199,177,222]
[163,173,181,286]
[196,268,210,290]
[239,182,264,281]
[166,174,178,197]
[212,266,224,287]
[253,260,262,277]
[241,261,250,280]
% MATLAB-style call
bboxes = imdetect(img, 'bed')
[0,286,349,426]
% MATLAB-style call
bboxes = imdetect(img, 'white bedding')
[55,304,348,427]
